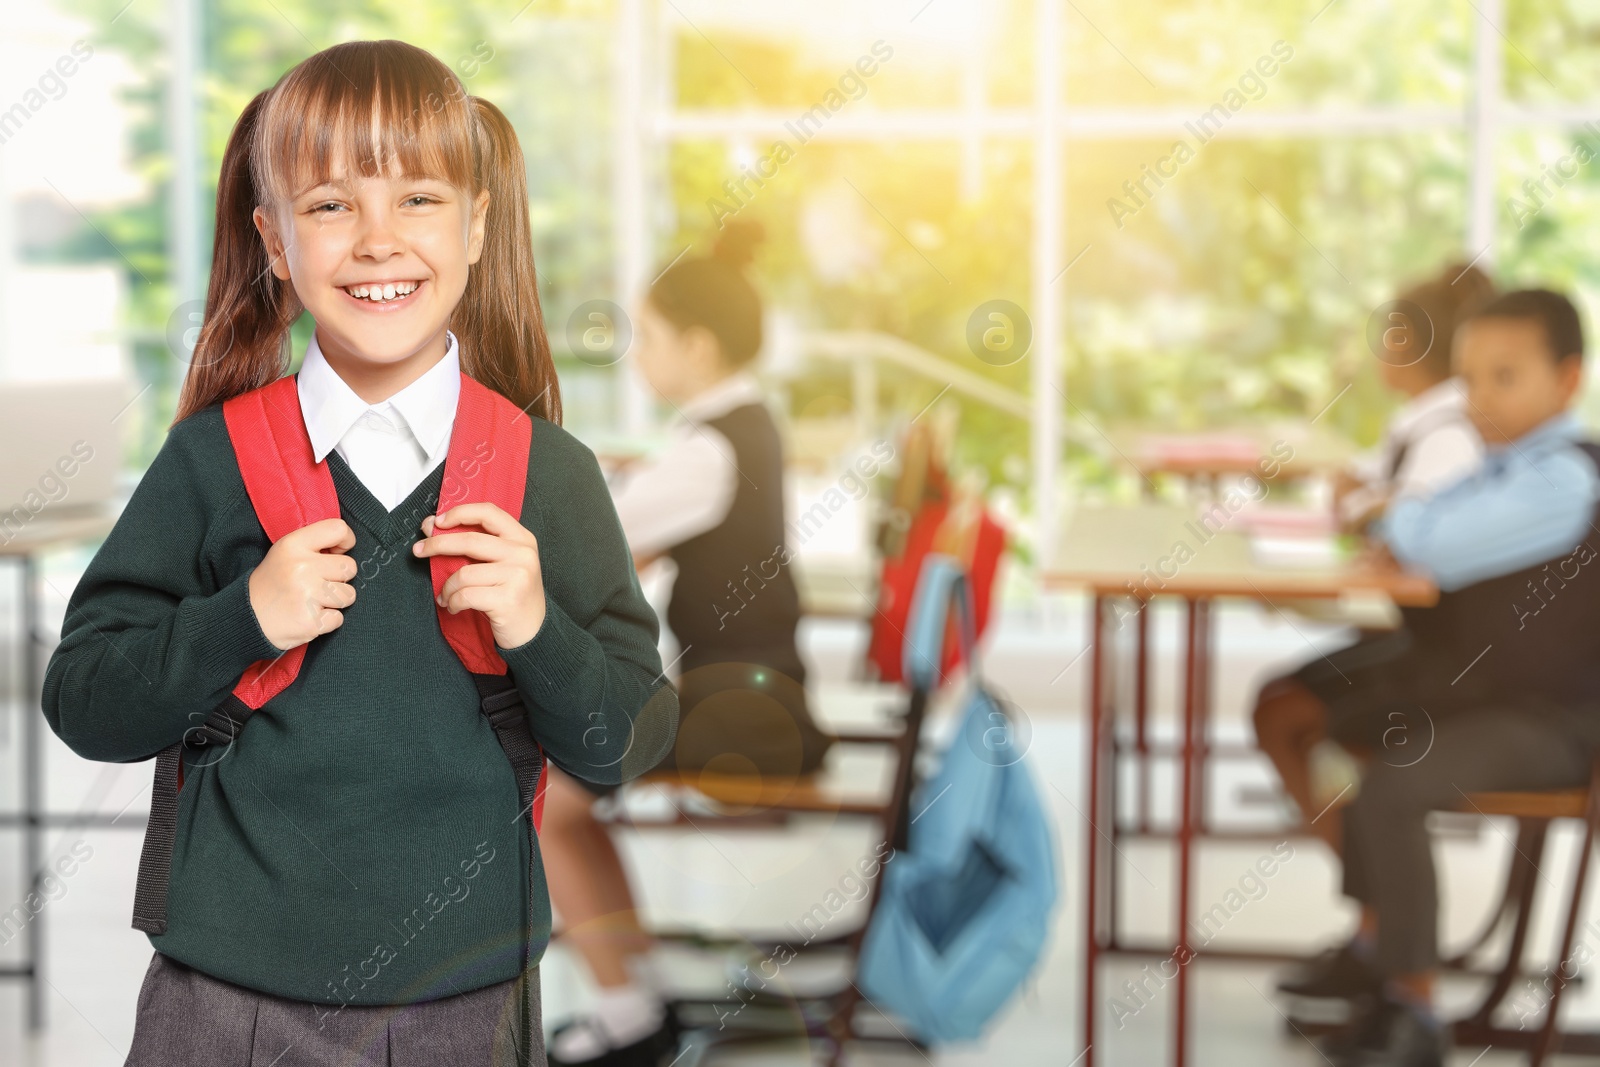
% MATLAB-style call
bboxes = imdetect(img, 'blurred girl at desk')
[1333,263,1494,530]
[540,222,833,1067]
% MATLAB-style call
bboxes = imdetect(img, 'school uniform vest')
[663,402,833,776]
[1406,441,1600,731]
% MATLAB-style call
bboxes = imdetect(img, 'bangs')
[252,40,478,206]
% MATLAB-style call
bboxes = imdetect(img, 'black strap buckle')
[186,706,244,750]
[480,686,526,729]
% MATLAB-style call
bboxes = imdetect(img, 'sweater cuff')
[498,596,597,701]
[180,570,286,683]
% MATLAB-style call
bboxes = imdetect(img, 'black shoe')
[1362,1004,1447,1067]
[1278,941,1382,999]
[1320,995,1446,1067]
[548,1004,684,1067]
[1319,992,1397,1066]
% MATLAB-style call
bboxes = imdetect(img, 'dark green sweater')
[41,396,678,1005]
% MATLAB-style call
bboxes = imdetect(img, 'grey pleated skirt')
[123,951,545,1067]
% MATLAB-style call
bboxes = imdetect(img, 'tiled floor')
[4,552,1600,1064]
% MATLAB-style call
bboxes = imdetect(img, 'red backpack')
[866,421,1006,686]
[132,372,548,938]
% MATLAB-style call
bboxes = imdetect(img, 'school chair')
[1437,759,1600,1065]
[597,415,1003,836]
[588,551,988,1066]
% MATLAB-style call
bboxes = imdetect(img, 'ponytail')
[451,97,560,425]
[172,90,302,426]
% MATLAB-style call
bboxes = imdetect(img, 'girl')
[1333,263,1496,530]
[537,222,833,1067]
[41,40,675,1067]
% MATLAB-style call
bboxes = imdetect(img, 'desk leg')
[1203,601,1209,831]
[1173,597,1205,1067]
[1106,600,1124,953]
[22,555,44,1031]
[1135,604,1149,835]
[1084,594,1107,1066]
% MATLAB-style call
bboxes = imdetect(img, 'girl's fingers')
[438,579,503,615]
[436,562,523,608]
[427,502,529,541]
[294,516,357,553]
[414,529,520,562]
[319,578,356,608]
[317,552,359,582]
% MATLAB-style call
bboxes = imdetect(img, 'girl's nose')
[353,212,403,258]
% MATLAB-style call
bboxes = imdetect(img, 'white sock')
[550,1018,609,1062]
[595,991,662,1049]
[549,977,667,1061]
[593,982,665,1047]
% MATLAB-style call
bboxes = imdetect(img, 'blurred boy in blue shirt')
[1304,290,1600,1067]
[1379,309,1595,590]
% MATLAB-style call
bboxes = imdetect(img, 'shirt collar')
[1497,410,1582,458]
[297,330,462,467]
[678,369,764,424]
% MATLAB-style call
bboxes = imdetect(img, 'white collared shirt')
[296,329,462,511]
[1340,376,1484,522]
[609,369,767,558]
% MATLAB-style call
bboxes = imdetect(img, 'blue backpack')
[856,553,1059,1044]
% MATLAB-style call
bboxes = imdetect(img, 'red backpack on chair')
[866,420,1007,686]
[131,372,549,942]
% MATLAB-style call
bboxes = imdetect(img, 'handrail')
[777,329,1096,457]
[795,329,1033,421]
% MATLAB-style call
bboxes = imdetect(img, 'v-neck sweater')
[40,395,679,1005]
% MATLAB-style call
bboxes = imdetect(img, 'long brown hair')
[1398,262,1497,382]
[173,40,560,427]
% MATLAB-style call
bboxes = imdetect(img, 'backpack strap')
[441,378,545,1066]
[133,373,549,979]
[434,376,549,826]
[134,377,330,934]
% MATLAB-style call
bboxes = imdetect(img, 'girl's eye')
[310,202,346,214]
[404,195,439,207]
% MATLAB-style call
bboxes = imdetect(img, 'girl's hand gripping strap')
[431,374,547,835]
[225,376,346,699]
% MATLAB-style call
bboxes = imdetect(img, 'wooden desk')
[1043,503,1436,604]
[1106,421,1356,488]
[1041,503,1436,1067]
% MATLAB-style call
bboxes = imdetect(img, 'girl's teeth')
[346,282,418,302]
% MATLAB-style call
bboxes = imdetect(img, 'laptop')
[0,379,133,537]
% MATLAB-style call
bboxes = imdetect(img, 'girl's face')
[632,297,723,405]
[253,163,489,380]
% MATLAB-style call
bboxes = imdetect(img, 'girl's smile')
[339,277,428,309]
